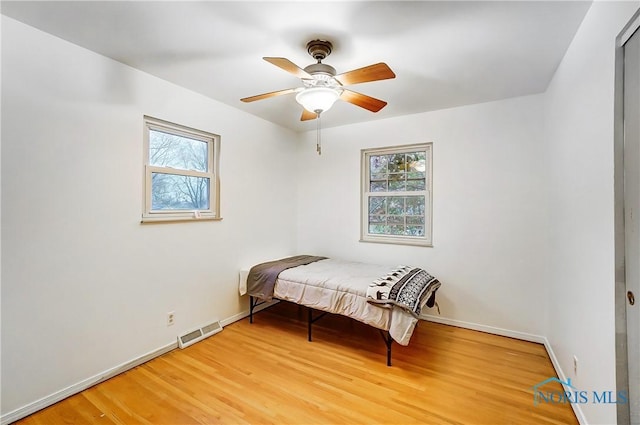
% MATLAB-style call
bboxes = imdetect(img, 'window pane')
[388,154,405,173]
[405,196,425,215]
[369,224,388,235]
[407,152,426,172]
[151,173,210,210]
[369,215,385,224]
[368,197,386,215]
[388,180,406,191]
[370,155,388,176]
[388,197,404,215]
[149,129,208,172]
[407,171,425,179]
[389,224,405,235]
[405,225,425,236]
[406,179,426,191]
[387,216,404,224]
[370,181,388,192]
[407,216,425,225]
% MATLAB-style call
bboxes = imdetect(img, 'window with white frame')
[142,116,220,223]
[361,143,432,246]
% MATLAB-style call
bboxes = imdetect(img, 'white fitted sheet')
[273,258,418,346]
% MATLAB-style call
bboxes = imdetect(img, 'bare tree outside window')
[149,130,210,210]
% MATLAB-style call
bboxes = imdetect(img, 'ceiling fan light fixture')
[295,87,341,113]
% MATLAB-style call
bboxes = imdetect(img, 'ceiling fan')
[240,39,396,121]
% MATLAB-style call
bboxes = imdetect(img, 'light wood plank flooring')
[16,303,578,424]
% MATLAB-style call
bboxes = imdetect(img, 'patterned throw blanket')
[366,266,441,317]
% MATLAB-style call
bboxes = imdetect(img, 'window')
[361,143,432,246]
[142,116,220,223]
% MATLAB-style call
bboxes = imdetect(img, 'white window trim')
[360,143,433,247]
[142,116,221,223]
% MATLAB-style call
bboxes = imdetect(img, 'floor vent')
[177,320,223,349]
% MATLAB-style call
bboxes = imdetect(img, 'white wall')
[296,94,549,338]
[544,2,640,424]
[0,17,297,416]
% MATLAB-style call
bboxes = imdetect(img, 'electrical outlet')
[167,311,175,326]
[573,355,578,375]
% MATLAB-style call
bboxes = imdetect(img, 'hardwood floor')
[16,303,578,425]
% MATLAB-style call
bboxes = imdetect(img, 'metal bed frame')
[249,295,394,366]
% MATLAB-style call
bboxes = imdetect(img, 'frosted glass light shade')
[295,87,340,113]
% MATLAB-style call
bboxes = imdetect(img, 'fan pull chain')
[315,110,322,155]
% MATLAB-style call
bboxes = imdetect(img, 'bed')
[239,255,441,366]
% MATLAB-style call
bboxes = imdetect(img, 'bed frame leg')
[308,307,312,342]
[380,330,392,366]
[249,296,254,324]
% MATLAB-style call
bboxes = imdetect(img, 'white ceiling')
[1,1,592,132]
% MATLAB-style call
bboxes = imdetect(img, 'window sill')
[141,214,222,224]
[359,237,433,248]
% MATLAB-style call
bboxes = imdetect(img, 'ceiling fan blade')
[340,89,388,113]
[264,57,313,79]
[240,88,297,103]
[335,63,396,86]
[300,109,318,121]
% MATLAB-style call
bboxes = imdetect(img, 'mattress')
[273,258,419,346]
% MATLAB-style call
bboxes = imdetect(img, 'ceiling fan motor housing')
[303,63,337,77]
[306,39,333,61]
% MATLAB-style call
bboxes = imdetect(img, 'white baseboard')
[420,314,546,343]
[1,300,280,425]
[421,314,587,424]
[220,299,279,327]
